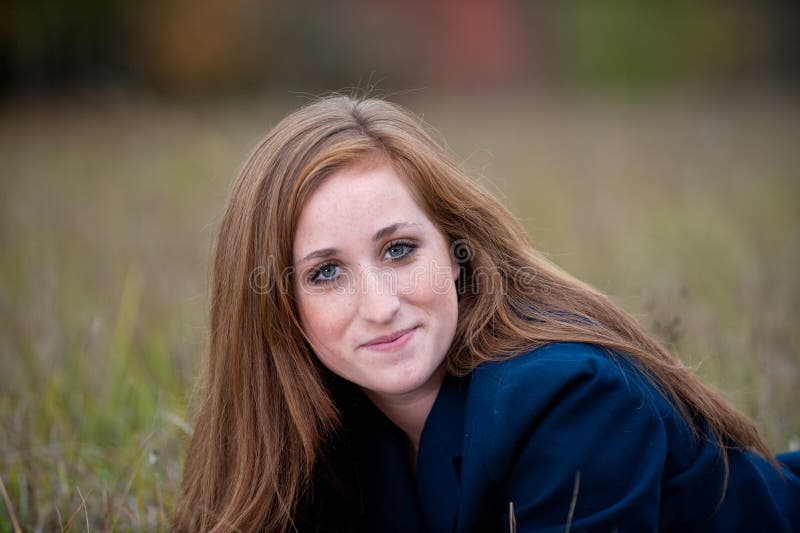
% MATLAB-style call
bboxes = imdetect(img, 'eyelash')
[307,240,418,285]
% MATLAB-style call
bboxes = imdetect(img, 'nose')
[357,265,400,324]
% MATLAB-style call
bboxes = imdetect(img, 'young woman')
[174,95,800,532]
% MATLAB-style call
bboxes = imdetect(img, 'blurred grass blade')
[0,476,22,533]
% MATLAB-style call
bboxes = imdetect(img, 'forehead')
[293,162,431,257]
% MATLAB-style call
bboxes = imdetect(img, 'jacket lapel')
[416,372,471,533]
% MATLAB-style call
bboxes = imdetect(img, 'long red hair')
[174,95,771,532]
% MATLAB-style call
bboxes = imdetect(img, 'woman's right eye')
[309,264,340,285]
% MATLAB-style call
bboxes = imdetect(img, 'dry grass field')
[1,91,798,530]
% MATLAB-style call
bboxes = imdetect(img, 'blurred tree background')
[1,0,798,94]
[1,1,798,530]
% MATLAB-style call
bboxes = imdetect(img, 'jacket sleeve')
[483,343,668,532]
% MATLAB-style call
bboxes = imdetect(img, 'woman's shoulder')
[461,341,800,531]
[469,341,664,410]
[465,342,670,472]
[466,342,696,481]
[474,340,637,376]
[459,342,673,529]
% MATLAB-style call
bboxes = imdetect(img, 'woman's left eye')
[384,241,417,260]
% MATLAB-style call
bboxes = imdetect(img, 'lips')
[361,326,418,348]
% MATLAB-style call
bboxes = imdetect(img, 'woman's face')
[293,160,459,403]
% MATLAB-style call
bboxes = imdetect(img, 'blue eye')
[385,241,416,260]
[307,242,416,286]
[309,264,340,284]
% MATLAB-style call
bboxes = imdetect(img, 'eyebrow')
[298,222,420,265]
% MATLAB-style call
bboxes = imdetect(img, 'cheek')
[296,293,351,349]
[401,259,459,320]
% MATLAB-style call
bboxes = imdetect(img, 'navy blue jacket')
[302,342,800,532]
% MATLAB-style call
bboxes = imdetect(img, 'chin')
[367,363,443,398]
[366,377,421,397]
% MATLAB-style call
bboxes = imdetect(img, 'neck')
[364,363,447,450]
